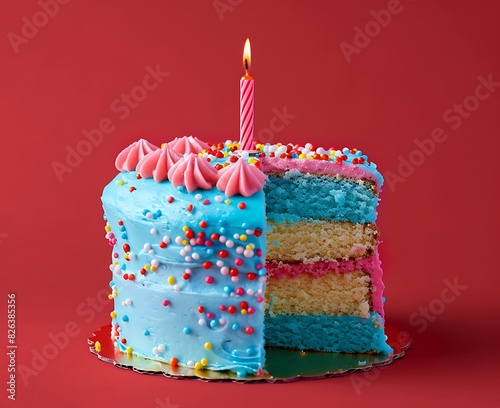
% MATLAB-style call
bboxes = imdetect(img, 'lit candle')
[239,38,254,151]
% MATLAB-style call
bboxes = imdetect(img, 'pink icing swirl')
[136,144,183,182]
[167,153,219,192]
[216,157,267,197]
[115,139,159,171]
[168,136,211,155]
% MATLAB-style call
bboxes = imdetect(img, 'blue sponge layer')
[264,172,379,223]
[264,312,393,354]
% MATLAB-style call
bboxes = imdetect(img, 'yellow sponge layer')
[267,221,378,262]
[266,270,372,318]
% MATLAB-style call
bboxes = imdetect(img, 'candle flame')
[243,38,251,73]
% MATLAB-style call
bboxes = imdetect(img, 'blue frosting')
[115,277,265,375]
[264,312,393,355]
[264,172,379,223]
[102,171,267,376]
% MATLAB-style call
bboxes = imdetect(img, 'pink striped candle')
[239,38,254,151]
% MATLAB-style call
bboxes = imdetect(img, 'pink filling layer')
[266,251,386,319]
[260,157,382,190]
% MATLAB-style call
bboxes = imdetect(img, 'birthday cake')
[101,136,392,378]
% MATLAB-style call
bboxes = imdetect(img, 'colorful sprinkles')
[197,141,374,170]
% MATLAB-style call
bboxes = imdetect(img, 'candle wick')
[244,58,249,74]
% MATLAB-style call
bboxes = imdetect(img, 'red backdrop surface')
[1,0,499,407]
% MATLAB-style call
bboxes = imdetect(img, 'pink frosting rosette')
[167,153,219,192]
[115,139,159,171]
[136,143,182,182]
[168,136,211,155]
[216,158,267,197]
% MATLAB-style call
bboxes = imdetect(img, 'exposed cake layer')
[266,220,378,262]
[264,312,393,354]
[264,172,379,223]
[267,252,386,318]
[259,153,384,190]
[266,270,371,318]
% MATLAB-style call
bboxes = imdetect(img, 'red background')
[1,0,499,407]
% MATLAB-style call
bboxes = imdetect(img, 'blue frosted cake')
[101,136,392,378]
